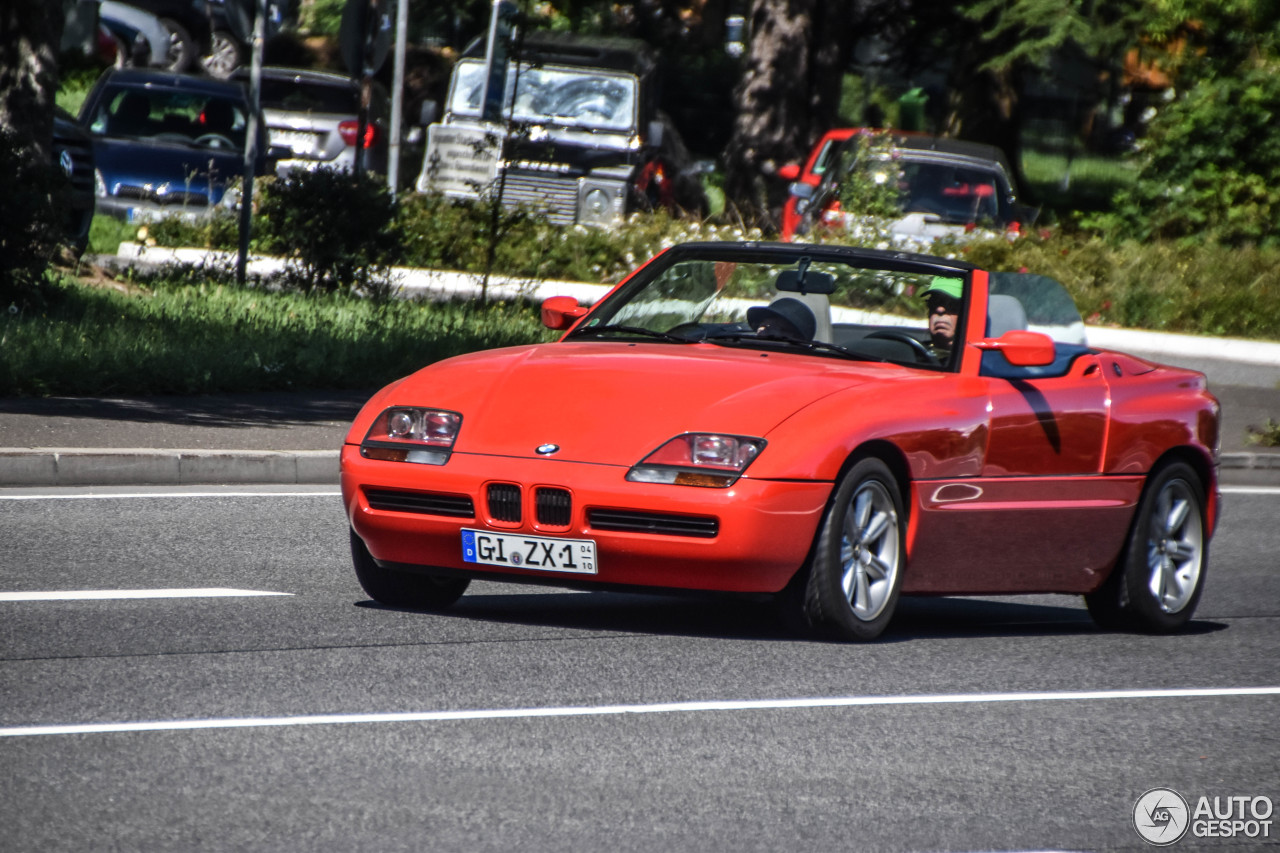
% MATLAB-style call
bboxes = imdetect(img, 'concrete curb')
[0,448,338,487]
[1,447,1275,487]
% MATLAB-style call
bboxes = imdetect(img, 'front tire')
[158,18,195,72]
[1085,461,1208,633]
[350,529,469,611]
[800,457,906,641]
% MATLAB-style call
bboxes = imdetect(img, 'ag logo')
[1134,788,1190,846]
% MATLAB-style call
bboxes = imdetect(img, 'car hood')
[93,136,245,197]
[376,342,897,465]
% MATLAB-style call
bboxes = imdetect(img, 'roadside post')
[236,0,267,287]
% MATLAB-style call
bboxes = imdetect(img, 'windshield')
[89,86,248,152]
[573,250,970,369]
[448,59,638,132]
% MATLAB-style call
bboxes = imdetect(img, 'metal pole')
[236,0,267,287]
[387,0,408,199]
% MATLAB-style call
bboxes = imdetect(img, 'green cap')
[922,276,963,301]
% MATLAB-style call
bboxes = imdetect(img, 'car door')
[904,276,1134,595]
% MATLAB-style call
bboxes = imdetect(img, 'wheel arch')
[780,438,912,592]
[1149,444,1219,535]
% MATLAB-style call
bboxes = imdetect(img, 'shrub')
[1088,61,1280,248]
[258,170,400,295]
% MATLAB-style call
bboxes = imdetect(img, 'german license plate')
[271,129,320,154]
[461,529,597,574]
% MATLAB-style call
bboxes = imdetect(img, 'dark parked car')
[415,31,707,226]
[52,107,97,256]
[243,67,390,176]
[78,67,275,222]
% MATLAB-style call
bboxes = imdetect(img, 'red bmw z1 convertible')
[341,242,1221,641]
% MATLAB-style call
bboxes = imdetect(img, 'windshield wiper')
[702,330,885,362]
[566,324,691,343]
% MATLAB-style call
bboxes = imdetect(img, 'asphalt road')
[2,485,1278,852]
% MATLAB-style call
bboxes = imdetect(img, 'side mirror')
[788,181,815,200]
[646,120,665,148]
[418,100,439,126]
[776,163,800,181]
[540,295,589,331]
[973,330,1056,366]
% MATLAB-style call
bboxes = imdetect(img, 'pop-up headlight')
[361,407,461,465]
[627,433,765,487]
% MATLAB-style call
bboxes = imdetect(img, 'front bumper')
[342,445,832,594]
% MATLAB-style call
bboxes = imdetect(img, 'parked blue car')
[79,67,276,223]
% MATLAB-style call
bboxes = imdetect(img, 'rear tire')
[799,457,906,641]
[1085,461,1207,633]
[200,30,243,78]
[350,529,469,611]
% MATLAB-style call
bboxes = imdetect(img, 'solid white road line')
[0,588,293,601]
[0,490,341,500]
[2,686,1277,738]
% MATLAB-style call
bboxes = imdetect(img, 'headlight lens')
[361,407,462,465]
[627,433,765,487]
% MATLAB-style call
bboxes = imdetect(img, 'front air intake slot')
[487,483,523,522]
[588,509,719,538]
[535,487,572,526]
[364,488,474,518]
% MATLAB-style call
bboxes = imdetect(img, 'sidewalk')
[0,379,1276,488]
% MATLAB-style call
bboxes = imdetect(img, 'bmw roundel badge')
[536,443,560,455]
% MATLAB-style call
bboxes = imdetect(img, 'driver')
[746,298,817,341]
[920,276,963,356]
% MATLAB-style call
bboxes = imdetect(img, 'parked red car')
[777,127,863,241]
[343,242,1220,641]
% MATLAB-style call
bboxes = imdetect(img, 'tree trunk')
[722,0,852,227]
[722,0,817,225]
[0,0,65,169]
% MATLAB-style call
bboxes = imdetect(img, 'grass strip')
[1,278,551,397]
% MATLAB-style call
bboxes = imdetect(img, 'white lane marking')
[3,686,1276,738]
[0,588,293,601]
[0,490,340,501]
[1221,485,1280,495]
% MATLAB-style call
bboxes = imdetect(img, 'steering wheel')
[863,329,937,363]
[195,133,235,149]
[666,321,707,341]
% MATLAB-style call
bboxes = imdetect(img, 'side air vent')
[364,488,474,518]
[588,509,719,539]
[487,483,522,523]
[535,487,572,526]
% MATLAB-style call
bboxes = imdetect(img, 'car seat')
[986,294,1028,337]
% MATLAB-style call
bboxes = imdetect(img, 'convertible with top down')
[341,242,1220,641]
